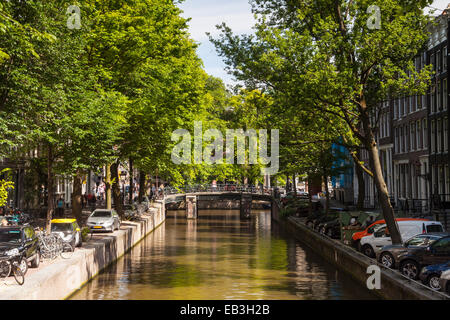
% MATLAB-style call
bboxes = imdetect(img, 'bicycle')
[0,254,25,285]
[37,232,74,260]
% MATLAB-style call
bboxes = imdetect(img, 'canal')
[70,210,377,300]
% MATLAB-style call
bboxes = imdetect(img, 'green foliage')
[0,169,14,207]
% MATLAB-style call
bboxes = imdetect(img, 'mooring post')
[186,195,197,219]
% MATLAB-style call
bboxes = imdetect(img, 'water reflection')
[70,210,376,300]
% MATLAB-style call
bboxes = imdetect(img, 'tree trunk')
[293,174,297,194]
[111,161,123,219]
[106,164,111,209]
[45,144,54,233]
[355,149,366,210]
[323,172,330,216]
[138,170,146,203]
[361,108,401,244]
[129,158,133,204]
[72,171,83,224]
[286,176,290,192]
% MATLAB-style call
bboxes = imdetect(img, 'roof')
[50,219,76,223]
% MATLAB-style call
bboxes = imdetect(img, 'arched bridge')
[163,184,280,219]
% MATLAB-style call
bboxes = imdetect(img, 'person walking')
[56,197,64,218]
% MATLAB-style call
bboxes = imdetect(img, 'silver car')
[87,209,120,232]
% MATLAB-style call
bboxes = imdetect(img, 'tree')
[210,0,434,244]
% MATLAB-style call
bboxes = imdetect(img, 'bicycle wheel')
[12,266,24,285]
[60,242,74,259]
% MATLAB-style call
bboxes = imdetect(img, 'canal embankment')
[283,216,450,300]
[0,200,165,300]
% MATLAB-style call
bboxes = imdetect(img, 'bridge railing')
[164,184,274,196]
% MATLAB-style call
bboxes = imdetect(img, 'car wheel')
[30,252,40,268]
[18,257,28,275]
[427,274,441,291]
[380,252,395,269]
[361,244,375,258]
[400,260,420,279]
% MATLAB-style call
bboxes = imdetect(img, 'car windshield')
[91,211,112,218]
[405,235,440,246]
[51,223,72,232]
[0,229,21,243]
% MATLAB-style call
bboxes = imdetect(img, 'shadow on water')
[70,209,378,300]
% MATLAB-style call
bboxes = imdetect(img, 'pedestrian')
[56,196,64,218]
[151,184,156,199]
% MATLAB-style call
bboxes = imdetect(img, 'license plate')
[93,226,102,229]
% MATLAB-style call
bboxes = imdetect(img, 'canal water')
[70,210,377,300]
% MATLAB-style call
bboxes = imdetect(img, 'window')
[393,99,397,119]
[446,165,450,200]
[400,126,404,153]
[431,85,436,113]
[411,122,416,151]
[405,124,409,152]
[437,80,441,111]
[442,79,448,110]
[432,238,450,254]
[417,120,422,149]
[445,118,449,153]
[431,53,436,72]
[437,50,441,73]
[445,46,448,71]
[438,119,442,153]
[432,165,437,193]
[395,128,398,153]
[423,119,428,150]
[431,120,436,154]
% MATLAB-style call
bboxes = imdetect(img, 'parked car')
[419,261,450,290]
[439,269,450,295]
[351,217,429,249]
[50,219,82,248]
[360,220,444,258]
[0,225,40,275]
[377,233,444,269]
[86,209,121,232]
[398,233,450,280]
[319,219,341,239]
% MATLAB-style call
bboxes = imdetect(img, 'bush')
[280,207,297,218]
[81,227,91,242]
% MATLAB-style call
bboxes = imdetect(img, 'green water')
[70,210,377,300]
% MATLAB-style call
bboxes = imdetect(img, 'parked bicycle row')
[0,197,153,286]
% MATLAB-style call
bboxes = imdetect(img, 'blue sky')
[178,0,450,87]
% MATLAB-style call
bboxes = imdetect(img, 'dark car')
[0,226,40,275]
[377,233,444,269]
[306,213,336,231]
[397,233,450,280]
[419,261,450,290]
[319,219,341,239]
[440,269,450,295]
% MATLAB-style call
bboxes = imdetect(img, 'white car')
[87,209,121,232]
[360,220,444,258]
